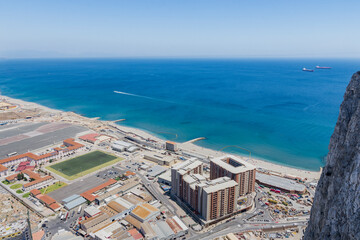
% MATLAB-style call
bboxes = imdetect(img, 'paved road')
[43,208,85,239]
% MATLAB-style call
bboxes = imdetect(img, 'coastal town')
[0,95,321,240]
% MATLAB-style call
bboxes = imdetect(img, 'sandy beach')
[115,124,322,180]
[1,94,322,181]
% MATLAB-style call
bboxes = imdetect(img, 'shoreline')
[1,94,322,181]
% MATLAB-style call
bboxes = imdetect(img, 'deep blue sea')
[0,59,359,171]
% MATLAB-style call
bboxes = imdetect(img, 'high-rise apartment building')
[171,158,241,221]
[171,158,203,198]
[210,155,256,195]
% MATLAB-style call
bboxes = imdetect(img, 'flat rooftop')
[158,170,171,182]
[183,173,206,186]
[202,177,238,193]
[144,151,174,163]
[211,155,255,174]
[147,165,167,177]
[172,158,202,174]
[256,172,306,192]
[131,203,159,220]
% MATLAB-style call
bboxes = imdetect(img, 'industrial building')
[79,133,112,144]
[143,152,175,166]
[111,140,139,153]
[62,194,87,211]
[80,179,118,202]
[94,178,139,205]
[130,203,160,222]
[255,172,306,194]
[84,206,102,218]
[92,221,133,240]
[210,155,256,195]
[146,165,167,178]
[158,170,171,185]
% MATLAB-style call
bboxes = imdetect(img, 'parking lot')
[48,166,126,202]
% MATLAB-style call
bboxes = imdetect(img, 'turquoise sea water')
[0,59,359,171]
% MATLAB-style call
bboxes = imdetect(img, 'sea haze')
[1,58,359,171]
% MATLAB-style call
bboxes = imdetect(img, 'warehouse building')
[111,140,139,153]
[130,203,160,223]
[255,172,306,194]
[146,165,167,178]
[62,194,87,211]
[143,152,175,166]
[158,170,171,185]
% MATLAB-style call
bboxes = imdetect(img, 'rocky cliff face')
[304,72,360,240]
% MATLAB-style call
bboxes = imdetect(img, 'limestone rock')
[304,71,360,240]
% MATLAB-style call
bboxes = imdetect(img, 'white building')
[111,140,139,153]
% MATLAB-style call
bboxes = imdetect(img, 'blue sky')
[0,0,359,58]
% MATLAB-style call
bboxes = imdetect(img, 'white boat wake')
[114,91,156,100]
[114,90,177,105]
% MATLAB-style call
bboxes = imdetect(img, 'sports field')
[46,151,122,180]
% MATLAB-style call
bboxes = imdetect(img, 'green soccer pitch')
[46,151,122,180]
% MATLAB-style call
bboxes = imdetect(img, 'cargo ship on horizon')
[316,66,332,69]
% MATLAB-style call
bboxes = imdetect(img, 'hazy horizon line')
[1,56,360,60]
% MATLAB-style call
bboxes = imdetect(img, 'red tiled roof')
[0,153,32,165]
[37,194,56,205]
[0,164,7,172]
[80,192,96,202]
[64,138,84,149]
[125,171,136,176]
[23,175,53,188]
[36,152,57,159]
[6,169,40,182]
[79,133,100,143]
[16,161,32,172]
[80,179,117,201]
[128,228,143,240]
[0,152,47,165]
[26,166,35,171]
[22,169,41,180]
[166,218,182,233]
[18,161,30,167]
[49,202,61,210]
[0,139,83,165]
[32,230,45,240]
[30,189,41,196]
[5,173,18,181]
